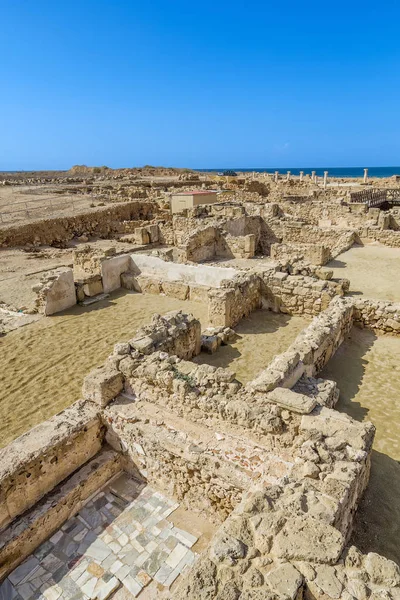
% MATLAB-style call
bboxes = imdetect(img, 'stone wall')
[0,201,156,248]
[283,223,356,258]
[271,241,331,266]
[260,268,345,316]
[353,297,400,335]
[249,298,354,392]
[208,274,262,327]
[359,227,400,248]
[0,401,103,531]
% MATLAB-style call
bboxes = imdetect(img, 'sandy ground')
[193,309,309,383]
[0,292,208,448]
[328,244,400,302]
[321,327,400,564]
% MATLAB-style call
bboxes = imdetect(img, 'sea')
[197,167,400,178]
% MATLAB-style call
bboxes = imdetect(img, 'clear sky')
[1,0,400,170]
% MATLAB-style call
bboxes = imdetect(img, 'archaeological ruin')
[1,166,400,599]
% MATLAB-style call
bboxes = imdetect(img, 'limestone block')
[301,407,375,451]
[82,366,124,408]
[266,563,303,600]
[201,335,220,354]
[83,275,103,297]
[43,268,76,316]
[266,387,317,414]
[101,254,133,293]
[272,516,344,564]
[364,553,400,587]
[129,335,154,355]
[135,275,162,295]
[189,284,211,304]
[120,271,140,291]
[313,565,344,598]
[134,227,150,245]
[147,224,159,243]
[161,280,189,301]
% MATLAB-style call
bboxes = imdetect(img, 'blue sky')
[1,0,400,170]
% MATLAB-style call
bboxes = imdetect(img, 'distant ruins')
[1,167,400,599]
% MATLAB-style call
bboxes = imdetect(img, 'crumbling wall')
[0,401,103,531]
[208,274,262,327]
[271,241,331,266]
[0,201,156,248]
[261,269,345,316]
[283,223,356,258]
[352,297,400,334]
[249,298,354,392]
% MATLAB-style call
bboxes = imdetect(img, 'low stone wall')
[271,241,331,266]
[353,297,400,334]
[0,401,103,531]
[0,201,156,248]
[261,268,345,316]
[359,227,400,247]
[128,310,201,359]
[249,298,354,392]
[283,223,356,258]
[208,273,262,327]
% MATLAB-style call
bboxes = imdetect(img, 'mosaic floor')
[1,475,199,600]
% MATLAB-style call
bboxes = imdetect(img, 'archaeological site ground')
[1,165,400,600]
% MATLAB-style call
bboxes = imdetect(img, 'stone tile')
[49,531,64,545]
[172,527,198,548]
[69,558,89,582]
[114,564,131,581]
[81,576,97,597]
[34,541,54,561]
[165,543,188,569]
[41,554,64,573]
[94,576,120,600]
[135,570,151,588]
[142,548,168,577]
[85,539,112,562]
[41,584,63,600]
[101,553,118,571]
[0,579,18,600]
[153,564,173,585]
[121,549,140,567]
[87,562,105,578]
[118,534,129,547]
[144,541,158,554]
[134,552,149,568]
[79,506,104,530]
[122,576,142,597]
[59,575,82,598]
[163,566,181,588]
[9,556,40,585]
[15,582,36,600]
[110,560,124,575]
[75,568,92,588]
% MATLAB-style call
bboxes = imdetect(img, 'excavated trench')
[321,326,400,564]
[193,309,310,384]
[0,291,208,448]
